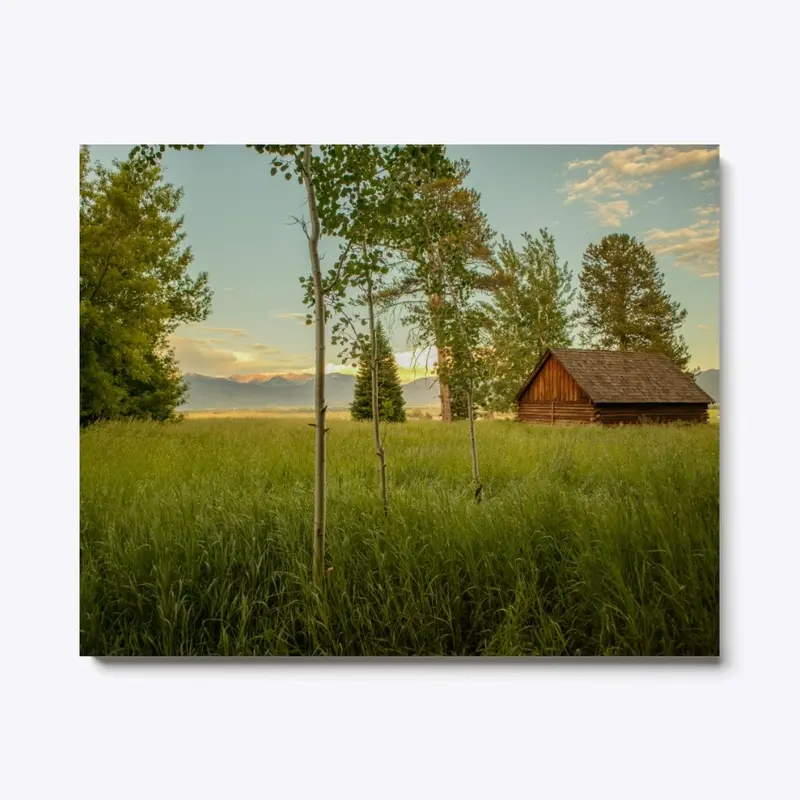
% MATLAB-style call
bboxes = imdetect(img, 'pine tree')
[577,233,690,370]
[350,323,407,422]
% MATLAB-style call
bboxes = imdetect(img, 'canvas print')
[79,144,720,657]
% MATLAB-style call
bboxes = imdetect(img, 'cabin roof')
[515,348,714,404]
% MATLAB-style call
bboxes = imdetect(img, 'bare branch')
[288,215,311,241]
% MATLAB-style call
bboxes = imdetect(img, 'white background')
[2,1,799,797]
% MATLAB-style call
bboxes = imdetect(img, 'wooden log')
[517,401,597,424]
[593,403,709,425]
[518,401,709,426]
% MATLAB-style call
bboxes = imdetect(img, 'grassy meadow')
[80,417,719,657]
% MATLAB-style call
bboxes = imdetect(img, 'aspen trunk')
[366,277,389,516]
[440,270,482,501]
[303,145,326,581]
[429,293,452,422]
[466,380,482,501]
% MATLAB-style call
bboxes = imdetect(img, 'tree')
[80,146,211,426]
[576,233,690,369]
[485,228,575,411]
[324,145,451,514]
[258,145,328,578]
[383,161,494,498]
[129,144,445,563]
[438,262,489,500]
[350,323,406,423]
[440,328,490,422]
[382,158,494,424]
[132,142,331,578]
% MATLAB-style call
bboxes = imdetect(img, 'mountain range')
[180,369,720,410]
[180,372,441,410]
[694,369,719,403]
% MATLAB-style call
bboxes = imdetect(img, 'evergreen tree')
[577,233,690,370]
[350,323,407,422]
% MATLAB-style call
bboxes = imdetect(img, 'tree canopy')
[577,233,690,370]
[485,227,575,410]
[80,146,211,425]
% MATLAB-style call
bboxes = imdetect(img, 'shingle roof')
[516,348,714,404]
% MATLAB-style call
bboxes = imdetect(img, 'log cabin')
[515,348,713,425]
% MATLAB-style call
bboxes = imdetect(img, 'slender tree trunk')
[466,379,482,501]
[366,276,389,516]
[303,145,326,581]
[429,293,452,421]
[441,268,482,501]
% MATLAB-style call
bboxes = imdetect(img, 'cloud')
[562,146,719,225]
[644,205,720,276]
[564,146,719,205]
[682,168,719,191]
[170,336,293,376]
[324,363,356,374]
[193,326,250,338]
[693,204,719,217]
[592,199,633,228]
[394,349,439,373]
[274,312,309,323]
[646,196,665,206]
[171,340,441,382]
[351,349,440,382]
[222,287,236,292]
[250,343,280,353]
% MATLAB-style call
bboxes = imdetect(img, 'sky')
[88,145,720,379]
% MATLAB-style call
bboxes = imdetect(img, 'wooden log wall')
[517,402,596,424]
[594,404,709,425]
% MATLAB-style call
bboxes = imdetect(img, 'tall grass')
[80,419,719,656]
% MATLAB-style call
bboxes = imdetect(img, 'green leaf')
[80,149,211,425]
